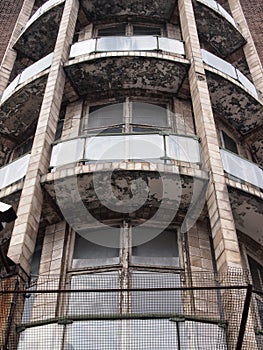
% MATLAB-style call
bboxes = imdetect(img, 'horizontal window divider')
[1,284,248,294]
[16,312,227,332]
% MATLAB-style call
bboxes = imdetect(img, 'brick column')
[179,1,257,347]
[179,0,242,274]
[228,0,263,94]
[8,0,79,274]
[0,0,34,95]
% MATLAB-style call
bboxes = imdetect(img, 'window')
[248,256,263,329]
[82,99,171,134]
[71,225,180,270]
[6,137,33,164]
[96,23,163,37]
[221,130,238,154]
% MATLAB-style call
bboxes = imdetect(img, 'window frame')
[81,97,173,135]
[94,22,165,38]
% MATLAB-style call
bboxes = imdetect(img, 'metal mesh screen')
[0,270,261,349]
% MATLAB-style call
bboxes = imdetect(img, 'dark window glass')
[98,24,126,36]
[222,131,238,154]
[133,26,161,36]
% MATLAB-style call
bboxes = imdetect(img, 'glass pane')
[64,319,179,350]
[179,321,227,349]
[85,134,164,161]
[130,36,157,50]
[18,324,64,350]
[72,232,119,268]
[131,272,182,314]
[50,138,85,167]
[19,53,53,84]
[88,103,123,129]
[69,39,96,58]
[236,69,258,97]
[97,36,131,51]
[220,149,263,188]
[166,135,200,163]
[68,273,119,316]
[133,26,161,36]
[0,153,30,189]
[98,24,126,36]
[132,102,168,126]
[222,131,238,154]
[202,49,237,79]
[158,37,185,55]
[132,229,179,267]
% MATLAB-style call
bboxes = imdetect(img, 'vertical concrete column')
[8,0,79,274]
[228,0,263,94]
[0,0,35,95]
[179,1,257,348]
[178,0,242,274]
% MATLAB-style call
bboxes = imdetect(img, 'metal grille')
[0,270,261,349]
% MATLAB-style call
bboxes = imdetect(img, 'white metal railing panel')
[24,0,65,31]
[70,39,96,58]
[20,53,53,84]
[69,37,185,59]
[158,38,185,55]
[50,134,200,168]
[0,153,30,189]
[50,138,85,168]
[1,75,21,102]
[236,69,258,97]
[200,0,236,28]
[84,134,164,161]
[166,136,200,163]
[221,149,263,189]
[96,36,157,52]
[202,49,237,79]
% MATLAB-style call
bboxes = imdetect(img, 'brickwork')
[0,0,23,64]
[228,0,263,93]
[8,0,79,274]
[240,0,263,65]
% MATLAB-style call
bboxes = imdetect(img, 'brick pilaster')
[8,0,79,274]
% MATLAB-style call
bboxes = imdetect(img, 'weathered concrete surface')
[80,0,178,22]
[14,3,64,60]
[194,0,246,57]
[229,186,263,246]
[206,70,263,135]
[0,75,47,139]
[43,166,208,226]
[65,55,189,96]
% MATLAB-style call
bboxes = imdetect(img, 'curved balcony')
[0,53,53,138]
[14,0,65,60]
[65,37,188,97]
[42,133,208,225]
[202,49,263,135]
[80,0,178,22]
[221,148,263,246]
[50,133,201,168]
[194,0,246,57]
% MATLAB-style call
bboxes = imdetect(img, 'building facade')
[0,0,263,348]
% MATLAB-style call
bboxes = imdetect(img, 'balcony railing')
[198,0,237,27]
[50,134,200,169]
[221,148,263,189]
[202,49,259,99]
[69,36,185,59]
[0,153,30,190]
[0,270,258,349]
[21,0,65,33]
[1,53,53,103]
